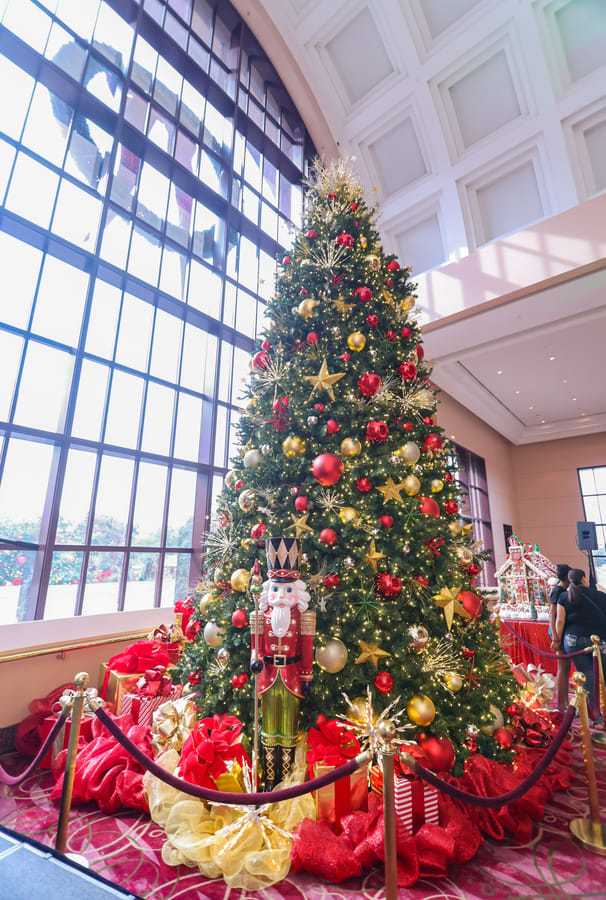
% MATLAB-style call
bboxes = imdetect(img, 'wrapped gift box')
[313,764,368,833]
[394,776,439,838]
[39,714,94,769]
[99,664,141,714]
[121,686,183,728]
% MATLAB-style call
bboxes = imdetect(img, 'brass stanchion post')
[378,720,398,900]
[55,672,89,857]
[590,635,606,747]
[569,671,606,854]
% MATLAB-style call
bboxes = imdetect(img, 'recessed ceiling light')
[572,397,577,401]
[562,379,567,384]
[541,419,546,423]
[549,356,555,361]
[529,405,534,410]
[497,370,503,375]
[515,390,520,394]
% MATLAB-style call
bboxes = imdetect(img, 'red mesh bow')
[105,640,171,674]
[179,714,250,789]
[306,715,361,772]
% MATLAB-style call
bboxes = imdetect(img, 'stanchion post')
[569,671,606,854]
[590,635,606,747]
[55,672,88,855]
[378,720,398,900]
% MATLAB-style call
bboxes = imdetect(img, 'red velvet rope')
[93,705,369,804]
[500,618,591,659]
[401,705,575,807]
[0,712,68,786]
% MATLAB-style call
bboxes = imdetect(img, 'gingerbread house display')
[495,535,556,619]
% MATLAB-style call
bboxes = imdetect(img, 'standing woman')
[554,568,606,718]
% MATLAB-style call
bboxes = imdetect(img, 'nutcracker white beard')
[270,603,292,637]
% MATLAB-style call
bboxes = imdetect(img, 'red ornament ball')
[416,343,424,360]
[444,500,459,515]
[314,403,325,412]
[422,416,433,425]
[366,420,389,443]
[403,420,414,432]
[398,361,417,380]
[252,351,268,369]
[445,473,454,482]
[387,260,400,271]
[232,609,248,628]
[418,496,440,518]
[506,702,522,718]
[188,672,201,686]
[294,495,309,512]
[306,230,317,239]
[354,286,373,302]
[375,572,402,599]
[467,563,480,577]
[262,339,271,351]
[494,727,514,750]
[250,522,266,539]
[282,255,291,264]
[326,419,340,434]
[232,673,249,689]
[374,671,394,694]
[356,477,372,493]
[418,733,455,772]
[401,327,412,338]
[366,314,379,327]
[340,352,351,363]
[306,331,319,344]
[323,573,340,589]
[358,373,383,397]
[385,329,397,341]
[312,453,344,486]
[379,514,394,529]
[423,433,443,452]
[234,479,244,491]
[459,590,483,620]
[320,528,338,546]
[185,619,202,640]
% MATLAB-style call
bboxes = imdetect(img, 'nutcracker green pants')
[261,678,299,747]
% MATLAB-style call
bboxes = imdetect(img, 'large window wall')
[578,466,606,587]
[0,0,312,623]
[453,443,496,588]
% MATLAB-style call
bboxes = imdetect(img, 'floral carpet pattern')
[1,724,606,900]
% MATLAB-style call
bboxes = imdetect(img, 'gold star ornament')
[376,477,408,504]
[287,512,315,538]
[355,640,391,669]
[363,539,387,572]
[433,586,472,631]
[305,358,346,402]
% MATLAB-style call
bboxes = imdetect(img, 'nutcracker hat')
[265,537,300,582]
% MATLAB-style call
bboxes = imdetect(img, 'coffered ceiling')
[232,0,606,444]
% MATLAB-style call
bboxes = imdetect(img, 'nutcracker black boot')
[263,745,279,791]
[280,745,296,782]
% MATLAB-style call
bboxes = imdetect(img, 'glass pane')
[84,54,122,113]
[86,279,121,359]
[111,145,140,211]
[217,341,232,403]
[192,201,220,263]
[137,161,169,230]
[238,235,258,290]
[5,153,59,228]
[166,467,196,546]
[175,129,197,174]
[595,467,606,493]
[46,25,86,80]
[56,0,99,41]
[72,359,109,441]
[91,455,134,544]
[44,551,83,619]
[52,178,103,251]
[199,149,227,197]
[128,224,161,285]
[180,323,209,393]
[0,548,37,624]
[32,254,89,347]
[104,369,144,448]
[21,83,71,168]
[0,57,34,140]
[141,382,175,455]
[154,56,181,116]
[579,467,596,493]
[115,292,154,371]
[124,88,148,131]
[213,403,227,466]
[191,0,212,46]
[232,346,250,402]
[57,449,96,542]
[0,437,54,541]
[167,183,193,246]
[65,116,112,193]
[13,341,73,432]
[0,231,42,329]
[180,80,205,134]
[132,461,167,545]
[132,35,156,94]
[160,551,193,607]
[159,245,188,300]
[92,1,134,72]
[150,308,182,382]
[148,106,176,154]
[174,392,203,461]
[124,552,158,610]
[100,207,131,267]
[3,0,51,52]
[0,331,23,420]
[81,550,123,614]
[0,138,16,204]
[258,249,277,301]
[187,258,221,317]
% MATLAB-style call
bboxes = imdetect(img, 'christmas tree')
[176,158,519,777]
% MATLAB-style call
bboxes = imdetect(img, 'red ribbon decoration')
[306,716,361,775]
[179,714,251,790]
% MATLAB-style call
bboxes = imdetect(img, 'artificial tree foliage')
[175,159,519,773]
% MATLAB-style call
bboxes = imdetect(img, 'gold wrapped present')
[313,763,368,833]
[99,664,140,714]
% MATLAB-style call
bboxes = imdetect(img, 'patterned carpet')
[1,725,606,900]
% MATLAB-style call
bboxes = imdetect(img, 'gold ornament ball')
[347,332,366,352]
[456,546,474,565]
[282,434,306,458]
[347,696,374,724]
[230,568,251,592]
[406,693,436,727]
[315,638,348,673]
[243,448,263,469]
[225,470,238,487]
[298,297,319,320]
[199,591,217,613]
[360,235,368,249]
[480,704,504,736]
[431,478,444,493]
[365,254,380,271]
[238,489,256,512]
[341,437,362,457]
[203,621,225,648]
[444,672,463,692]
[403,474,421,496]
[395,441,420,465]
[415,388,434,408]
[339,506,360,525]
[401,294,416,311]
[214,568,227,586]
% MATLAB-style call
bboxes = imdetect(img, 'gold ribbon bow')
[152,694,198,754]
[53,687,104,719]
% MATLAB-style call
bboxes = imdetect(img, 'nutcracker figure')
[250,537,316,789]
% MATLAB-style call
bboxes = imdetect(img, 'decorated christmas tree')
[176,158,519,779]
